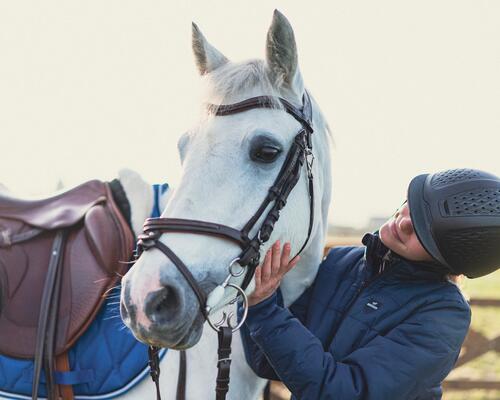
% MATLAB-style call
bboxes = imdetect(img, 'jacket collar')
[362,233,449,281]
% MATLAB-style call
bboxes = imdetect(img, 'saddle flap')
[84,205,123,274]
[0,181,135,359]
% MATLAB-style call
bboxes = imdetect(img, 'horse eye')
[250,145,282,163]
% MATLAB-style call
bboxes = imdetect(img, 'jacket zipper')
[332,254,396,336]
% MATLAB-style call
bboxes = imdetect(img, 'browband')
[207,93,313,134]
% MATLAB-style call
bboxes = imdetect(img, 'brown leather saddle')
[0,180,134,399]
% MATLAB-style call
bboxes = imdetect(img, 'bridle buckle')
[306,149,315,179]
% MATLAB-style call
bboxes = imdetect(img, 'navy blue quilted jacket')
[239,234,471,400]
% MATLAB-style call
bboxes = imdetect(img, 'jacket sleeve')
[238,294,281,380]
[238,285,314,381]
[243,296,470,400]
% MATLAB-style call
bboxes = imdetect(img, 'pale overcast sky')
[0,1,499,228]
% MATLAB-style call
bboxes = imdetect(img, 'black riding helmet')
[408,168,500,278]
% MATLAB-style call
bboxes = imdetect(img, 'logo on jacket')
[365,299,382,312]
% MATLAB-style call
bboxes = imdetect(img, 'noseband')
[136,91,315,400]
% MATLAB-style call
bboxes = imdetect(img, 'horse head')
[121,10,332,349]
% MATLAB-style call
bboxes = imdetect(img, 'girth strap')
[32,230,67,400]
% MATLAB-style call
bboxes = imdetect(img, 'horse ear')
[265,10,304,98]
[192,22,229,75]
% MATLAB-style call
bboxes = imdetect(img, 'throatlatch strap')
[291,171,314,262]
[215,327,233,400]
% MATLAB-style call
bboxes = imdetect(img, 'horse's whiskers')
[102,285,121,296]
[119,260,136,266]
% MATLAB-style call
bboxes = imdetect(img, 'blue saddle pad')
[0,287,167,399]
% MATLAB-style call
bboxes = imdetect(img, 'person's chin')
[380,224,402,254]
[379,223,392,247]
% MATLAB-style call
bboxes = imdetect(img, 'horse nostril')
[144,286,181,325]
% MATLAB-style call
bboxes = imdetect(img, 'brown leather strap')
[32,230,66,400]
[215,327,232,400]
[148,346,162,400]
[142,218,248,248]
[144,240,208,317]
[176,351,187,400]
[0,228,43,247]
[43,233,66,400]
[207,96,277,116]
[208,94,313,134]
[56,353,74,400]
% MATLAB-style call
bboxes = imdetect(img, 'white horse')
[120,10,332,400]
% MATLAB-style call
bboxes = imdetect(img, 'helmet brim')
[407,174,451,270]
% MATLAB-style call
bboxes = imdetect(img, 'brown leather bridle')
[136,90,315,400]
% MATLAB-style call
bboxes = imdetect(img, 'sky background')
[0,1,499,228]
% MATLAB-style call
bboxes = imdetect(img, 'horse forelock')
[201,59,283,107]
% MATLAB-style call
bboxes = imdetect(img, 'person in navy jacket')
[239,168,500,399]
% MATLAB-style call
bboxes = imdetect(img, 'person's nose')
[398,216,414,235]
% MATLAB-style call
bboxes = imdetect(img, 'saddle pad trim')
[21,368,94,386]
[0,349,167,400]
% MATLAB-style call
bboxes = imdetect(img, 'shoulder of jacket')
[433,280,472,314]
[319,246,365,276]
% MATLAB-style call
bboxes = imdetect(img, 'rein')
[136,91,315,400]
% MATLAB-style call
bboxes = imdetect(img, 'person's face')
[379,202,434,262]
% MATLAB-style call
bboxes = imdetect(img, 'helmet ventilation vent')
[447,189,500,216]
[431,169,481,188]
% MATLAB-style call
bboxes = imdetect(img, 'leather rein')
[136,91,315,400]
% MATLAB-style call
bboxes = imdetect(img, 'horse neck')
[279,99,332,306]
[117,169,172,237]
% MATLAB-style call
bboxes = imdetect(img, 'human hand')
[247,240,301,307]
